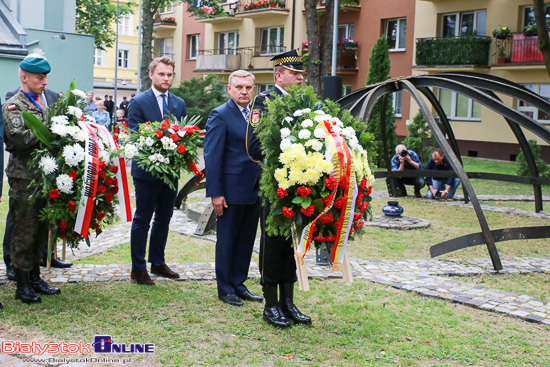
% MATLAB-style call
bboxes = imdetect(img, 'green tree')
[169,74,227,129]
[402,111,436,166]
[516,139,550,177]
[533,0,550,76]
[76,0,134,50]
[365,36,397,168]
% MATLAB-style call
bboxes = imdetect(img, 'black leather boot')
[15,269,41,304]
[5,255,15,281]
[280,282,312,325]
[262,285,290,329]
[30,265,61,295]
[40,251,73,268]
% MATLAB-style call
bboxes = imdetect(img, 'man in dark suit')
[128,55,186,285]
[3,86,72,279]
[119,96,129,118]
[204,70,263,307]
[246,49,311,328]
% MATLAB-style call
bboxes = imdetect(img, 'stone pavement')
[1,192,549,366]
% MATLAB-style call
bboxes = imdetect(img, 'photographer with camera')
[426,148,461,201]
[391,144,425,198]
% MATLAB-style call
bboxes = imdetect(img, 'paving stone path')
[1,191,549,366]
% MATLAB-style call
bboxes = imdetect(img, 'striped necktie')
[161,94,168,117]
[242,106,249,121]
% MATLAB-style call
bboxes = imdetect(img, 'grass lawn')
[1,157,550,366]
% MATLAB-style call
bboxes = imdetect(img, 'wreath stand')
[291,224,353,291]
[46,230,67,271]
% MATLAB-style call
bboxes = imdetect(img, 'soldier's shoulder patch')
[11,116,22,128]
[7,104,17,111]
[250,109,262,127]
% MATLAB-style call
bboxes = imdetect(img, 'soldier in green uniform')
[3,54,61,304]
[246,49,311,329]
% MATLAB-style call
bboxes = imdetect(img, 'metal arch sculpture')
[337,72,550,271]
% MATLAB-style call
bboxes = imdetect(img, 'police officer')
[3,54,61,304]
[246,49,311,329]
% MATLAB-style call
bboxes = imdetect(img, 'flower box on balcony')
[415,36,491,66]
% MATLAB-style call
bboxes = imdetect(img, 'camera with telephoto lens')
[399,149,409,157]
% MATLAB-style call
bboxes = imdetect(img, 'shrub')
[516,139,550,177]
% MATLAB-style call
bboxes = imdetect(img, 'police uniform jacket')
[2,89,48,181]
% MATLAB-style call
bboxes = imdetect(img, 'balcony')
[415,36,491,67]
[314,0,361,13]
[238,1,289,19]
[301,45,358,73]
[492,33,550,66]
[195,46,287,72]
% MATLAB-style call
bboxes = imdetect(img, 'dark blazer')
[204,98,260,205]
[5,87,59,106]
[0,96,3,194]
[127,88,186,181]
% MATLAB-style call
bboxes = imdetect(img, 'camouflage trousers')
[8,178,48,272]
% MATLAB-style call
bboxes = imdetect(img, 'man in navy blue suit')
[128,56,186,285]
[204,70,263,307]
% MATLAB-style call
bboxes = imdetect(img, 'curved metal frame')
[337,72,550,270]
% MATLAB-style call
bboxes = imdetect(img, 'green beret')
[19,56,51,74]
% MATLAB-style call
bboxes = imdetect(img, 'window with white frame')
[218,31,239,55]
[522,5,550,27]
[118,14,134,36]
[441,10,486,37]
[93,48,106,67]
[160,4,175,13]
[337,24,355,43]
[385,18,406,51]
[159,38,174,58]
[438,88,481,120]
[189,34,200,59]
[518,84,550,123]
[257,84,274,94]
[259,27,284,56]
[393,90,402,117]
[118,48,130,69]
[343,85,352,97]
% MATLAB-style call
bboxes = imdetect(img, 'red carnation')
[172,125,180,132]
[314,236,326,242]
[333,220,342,228]
[98,171,106,179]
[161,121,170,130]
[96,212,105,220]
[68,171,77,179]
[359,178,367,191]
[277,188,288,198]
[170,133,179,143]
[322,194,334,205]
[319,214,334,223]
[339,176,349,190]
[334,197,345,209]
[177,144,186,154]
[110,166,118,174]
[353,221,364,230]
[111,186,119,194]
[104,177,113,186]
[297,186,311,197]
[155,130,163,139]
[49,190,59,199]
[300,205,315,217]
[59,221,67,230]
[112,178,118,186]
[356,192,364,204]
[325,235,337,241]
[325,176,338,190]
[364,186,373,196]
[353,213,363,221]
[99,161,107,170]
[105,193,113,203]
[359,202,369,212]
[282,207,294,219]
[98,185,107,194]
[68,201,76,210]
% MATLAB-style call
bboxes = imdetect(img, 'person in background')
[119,96,129,118]
[425,148,461,201]
[104,94,115,123]
[83,91,97,114]
[391,144,425,198]
[114,108,128,135]
[92,100,111,130]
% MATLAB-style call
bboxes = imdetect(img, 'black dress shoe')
[237,290,263,302]
[40,257,73,268]
[280,300,312,325]
[263,304,291,329]
[6,264,15,281]
[30,265,61,295]
[219,293,243,307]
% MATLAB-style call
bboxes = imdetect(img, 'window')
[337,24,355,43]
[257,84,274,94]
[218,31,239,55]
[160,4,174,13]
[393,90,402,117]
[118,14,134,36]
[189,34,200,59]
[159,38,174,59]
[438,89,481,120]
[523,5,550,27]
[118,49,130,68]
[259,27,284,56]
[441,10,486,37]
[518,84,550,123]
[93,48,106,67]
[385,18,406,51]
[343,85,352,97]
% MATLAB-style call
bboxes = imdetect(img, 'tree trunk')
[304,0,321,94]
[320,0,334,91]
[141,0,165,91]
[533,0,550,76]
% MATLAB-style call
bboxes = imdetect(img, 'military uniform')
[3,89,49,271]
[245,49,311,329]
